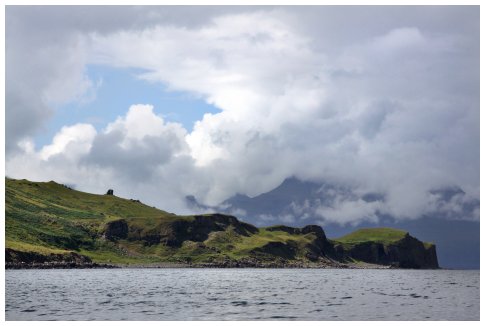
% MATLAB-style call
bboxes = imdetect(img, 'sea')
[5,268,479,321]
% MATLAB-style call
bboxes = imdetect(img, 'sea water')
[5,268,479,321]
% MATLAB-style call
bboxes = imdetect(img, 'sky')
[5,6,480,226]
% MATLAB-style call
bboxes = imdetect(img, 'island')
[5,178,439,269]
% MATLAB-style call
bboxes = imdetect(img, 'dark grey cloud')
[86,126,183,181]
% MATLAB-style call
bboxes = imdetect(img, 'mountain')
[188,177,479,269]
[6,178,438,269]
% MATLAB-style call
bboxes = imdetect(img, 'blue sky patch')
[35,64,220,149]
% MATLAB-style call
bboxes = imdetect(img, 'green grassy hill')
[334,227,408,245]
[5,178,336,267]
[5,178,439,269]
[333,227,434,249]
[6,178,171,263]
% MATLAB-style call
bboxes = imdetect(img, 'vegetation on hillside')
[333,227,434,249]
[5,178,439,268]
[5,178,329,266]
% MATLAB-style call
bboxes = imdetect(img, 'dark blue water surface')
[5,268,479,320]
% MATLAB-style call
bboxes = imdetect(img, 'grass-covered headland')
[5,178,439,269]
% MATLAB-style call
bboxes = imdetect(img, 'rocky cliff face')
[389,234,438,268]
[123,214,259,247]
[100,215,439,268]
[103,219,129,240]
[265,224,336,259]
[333,233,439,269]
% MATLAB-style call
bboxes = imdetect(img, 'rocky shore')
[5,248,117,269]
[6,262,118,269]
[5,255,421,270]
[188,258,349,269]
[4,249,429,270]
[3,248,409,270]
[114,257,354,269]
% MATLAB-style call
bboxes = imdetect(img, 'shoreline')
[5,261,399,270]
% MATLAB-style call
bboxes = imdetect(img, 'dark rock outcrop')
[302,225,337,259]
[266,224,336,259]
[5,248,115,269]
[103,219,128,240]
[126,214,259,247]
[335,233,439,269]
[389,234,439,269]
[106,189,114,195]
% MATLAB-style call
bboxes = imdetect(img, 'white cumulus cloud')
[5,7,479,225]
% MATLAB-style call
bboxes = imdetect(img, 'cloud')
[85,104,189,181]
[40,124,97,160]
[86,12,331,203]
[5,7,479,225]
[315,198,382,226]
[6,104,196,213]
[6,18,96,154]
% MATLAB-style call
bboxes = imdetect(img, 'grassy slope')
[6,178,177,264]
[6,178,433,266]
[5,178,318,265]
[333,227,408,245]
[332,227,434,249]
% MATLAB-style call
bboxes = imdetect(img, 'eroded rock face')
[265,225,336,259]
[302,225,337,259]
[197,214,259,235]
[103,219,128,240]
[126,214,259,247]
[336,233,439,269]
[344,242,388,264]
[99,212,438,268]
[301,225,326,238]
[390,234,439,269]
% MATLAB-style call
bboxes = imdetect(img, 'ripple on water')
[5,269,480,321]
[230,301,248,306]
[270,315,298,319]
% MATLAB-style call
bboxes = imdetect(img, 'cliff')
[5,178,438,269]
[332,228,439,269]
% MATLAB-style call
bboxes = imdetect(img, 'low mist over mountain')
[187,177,479,269]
